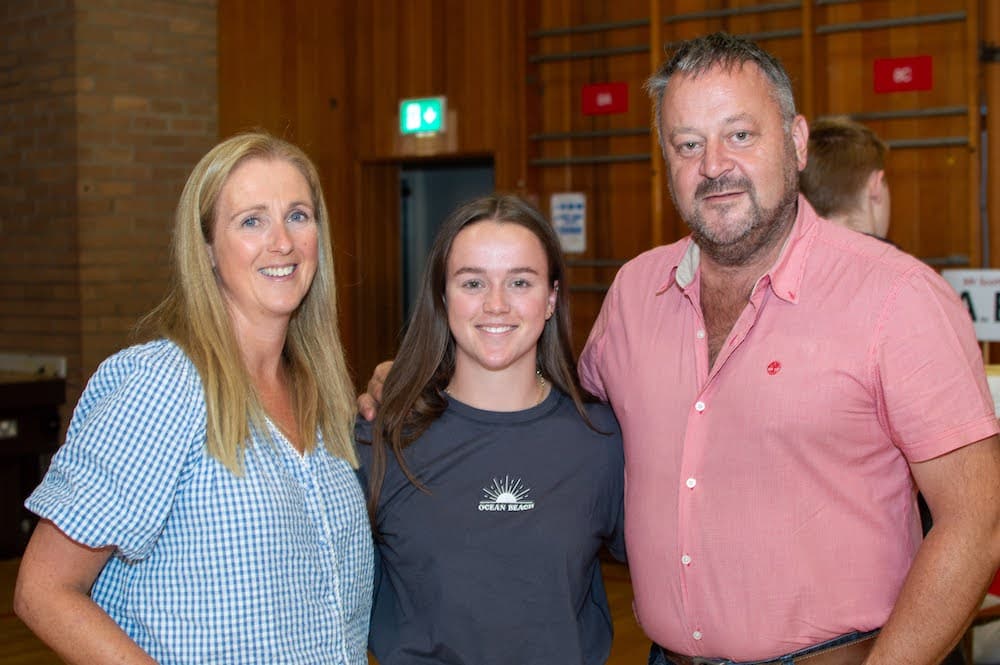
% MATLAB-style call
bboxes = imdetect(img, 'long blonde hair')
[137,131,357,472]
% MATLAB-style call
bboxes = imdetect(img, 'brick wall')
[0,0,218,406]
[76,0,218,384]
[0,1,82,389]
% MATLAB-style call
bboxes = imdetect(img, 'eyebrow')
[228,200,314,222]
[452,266,541,276]
[669,112,757,138]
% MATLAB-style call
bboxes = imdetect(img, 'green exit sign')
[399,96,446,135]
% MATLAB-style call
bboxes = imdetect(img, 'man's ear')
[868,169,886,203]
[791,115,809,171]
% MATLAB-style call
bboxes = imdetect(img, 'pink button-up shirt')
[579,196,999,661]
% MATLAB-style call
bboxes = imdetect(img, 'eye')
[288,209,311,223]
[510,278,531,288]
[732,130,752,143]
[674,140,701,157]
[240,216,260,228]
[460,278,484,290]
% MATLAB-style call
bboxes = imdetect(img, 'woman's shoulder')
[546,392,622,443]
[84,339,201,405]
[575,398,620,433]
[99,338,193,374]
[110,337,190,363]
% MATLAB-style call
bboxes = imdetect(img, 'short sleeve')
[579,274,622,401]
[26,342,206,561]
[876,266,999,461]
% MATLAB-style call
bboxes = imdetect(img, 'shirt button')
[685,478,696,489]
[693,631,703,640]
[681,554,692,565]
[694,401,706,412]
[696,329,706,339]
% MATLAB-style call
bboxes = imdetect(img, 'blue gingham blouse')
[26,339,374,664]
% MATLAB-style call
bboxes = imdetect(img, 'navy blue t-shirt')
[357,388,625,665]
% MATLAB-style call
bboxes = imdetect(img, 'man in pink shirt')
[577,32,1000,665]
[359,32,1000,665]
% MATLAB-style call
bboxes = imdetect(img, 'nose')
[699,138,733,180]
[482,286,510,313]
[269,221,293,253]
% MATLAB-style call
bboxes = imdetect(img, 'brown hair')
[800,116,887,218]
[363,194,599,528]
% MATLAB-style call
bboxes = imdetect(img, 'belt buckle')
[691,658,726,665]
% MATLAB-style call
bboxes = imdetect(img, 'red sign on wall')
[582,82,628,115]
[873,55,933,93]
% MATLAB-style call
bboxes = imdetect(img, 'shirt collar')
[654,237,696,295]
[764,194,820,304]
[659,194,820,304]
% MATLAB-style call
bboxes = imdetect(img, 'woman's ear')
[546,280,559,319]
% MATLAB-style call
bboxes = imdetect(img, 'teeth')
[260,266,294,277]
[481,326,514,333]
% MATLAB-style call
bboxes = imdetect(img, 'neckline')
[444,370,549,411]
[443,385,561,425]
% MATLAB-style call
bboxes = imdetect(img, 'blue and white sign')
[942,269,1000,341]
[550,192,586,253]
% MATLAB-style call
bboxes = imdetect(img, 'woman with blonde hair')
[14,131,372,664]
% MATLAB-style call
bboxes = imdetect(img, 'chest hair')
[701,277,756,370]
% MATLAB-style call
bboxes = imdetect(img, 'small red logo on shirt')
[767,361,781,375]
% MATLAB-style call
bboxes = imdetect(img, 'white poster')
[941,269,1000,341]
[550,192,586,254]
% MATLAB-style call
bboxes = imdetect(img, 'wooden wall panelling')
[987,0,1000,267]
[218,0,361,376]
[469,0,529,190]
[350,0,398,382]
[801,0,815,122]
[218,0,286,135]
[349,0,529,374]
[650,0,665,248]
[356,0,526,174]
[525,0,990,346]
[354,163,402,387]
[664,2,805,109]
[350,0,394,161]
[353,0,405,160]
[812,0,978,268]
[294,0,359,377]
[528,0,654,354]
[217,0,995,375]
[965,0,982,268]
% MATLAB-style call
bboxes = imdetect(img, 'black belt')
[657,629,879,665]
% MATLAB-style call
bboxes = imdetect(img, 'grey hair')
[644,32,797,152]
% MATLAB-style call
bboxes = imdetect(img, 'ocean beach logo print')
[479,475,535,512]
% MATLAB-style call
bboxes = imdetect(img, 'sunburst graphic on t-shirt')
[478,475,535,512]
[482,475,531,503]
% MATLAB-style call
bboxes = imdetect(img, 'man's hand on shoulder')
[357,360,394,421]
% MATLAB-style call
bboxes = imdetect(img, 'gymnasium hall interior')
[3,1,1000,663]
